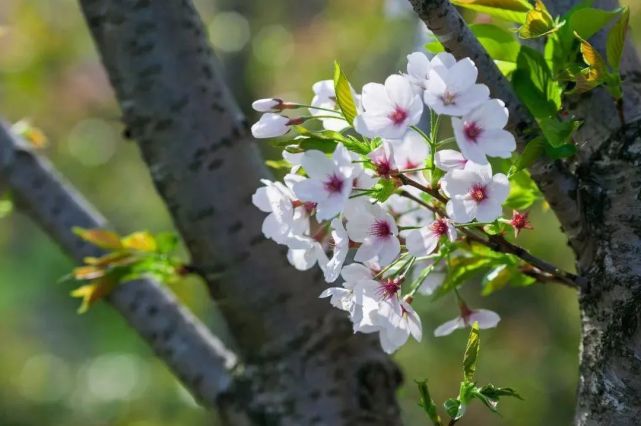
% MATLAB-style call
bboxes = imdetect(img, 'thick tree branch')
[78,0,401,423]
[407,0,582,248]
[0,121,239,411]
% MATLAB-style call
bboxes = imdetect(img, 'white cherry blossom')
[405,51,431,94]
[413,260,446,296]
[434,149,467,171]
[310,80,355,131]
[385,190,433,238]
[252,98,285,112]
[354,75,423,139]
[434,307,500,337]
[251,113,302,139]
[345,200,401,266]
[286,239,323,271]
[292,143,355,221]
[252,179,300,245]
[368,141,397,178]
[321,262,382,333]
[430,51,456,71]
[317,218,350,283]
[372,298,422,354]
[406,217,457,256]
[390,130,429,171]
[441,162,509,223]
[424,58,489,116]
[404,51,456,94]
[451,99,516,164]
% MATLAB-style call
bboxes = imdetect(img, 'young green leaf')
[333,62,358,125]
[518,0,558,39]
[416,380,443,426]
[463,322,481,382]
[576,32,608,81]
[371,178,398,203]
[539,117,582,147]
[606,6,629,71]
[472,384,523,413]
[544,142,577,159]
[512,47,562,118]
[513,136,545,172]
[265,159,293,170]
[443,398,462,420]
[73,227,123,250]
[470,24,521,63]
[451,0,532,24]
[505,170,542,210]
[569,7,620,40]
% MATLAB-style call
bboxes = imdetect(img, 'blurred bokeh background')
[1,0,639,424]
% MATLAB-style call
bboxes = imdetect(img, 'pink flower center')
[460,304,474,324]
[469,184,487,203]
[292,200,317,215]
[430,218,449,236]
[440,90,457,106]
[374,158,393,177]
[370,219,392,239]
[463,121,482,142]
[404,160,419,170]
[389,106,408,126]
[303,202,317,214]
[324,173,344,194]
[377,278,401,300]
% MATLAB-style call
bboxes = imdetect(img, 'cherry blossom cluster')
[250,51,521,354]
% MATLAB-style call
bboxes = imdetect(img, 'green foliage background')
[0,0,638,424]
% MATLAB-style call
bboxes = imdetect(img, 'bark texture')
[409,0,641,424]
[0,121,238,410]
[78,0,401,424]
[546,1,641,424]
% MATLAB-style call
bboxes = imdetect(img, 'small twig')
[397,173,447,203]
[397,176,581,288]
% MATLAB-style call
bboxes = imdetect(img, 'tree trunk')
[573,120,641,425]
[541,1,641,423]
[77,0,402,424]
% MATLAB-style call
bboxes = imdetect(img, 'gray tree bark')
[77,0,401,424]
[0,121,240,412]
[408,0,641,424]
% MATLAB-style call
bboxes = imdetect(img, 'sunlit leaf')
[72,265,107,280]
[333,62,358,125]
[518,0,559,39]
[73,227,122,250]
[472,24,521,62]
[505,170,542,210]
[512,47,562,118]
[265,159,292,169]
[569,7,620,40]
[606,6,629,71]
[70,277,118,314]
[121,231,157,252]
[463,323,480,382]
[451,0,532,24]
[576,32,608,81]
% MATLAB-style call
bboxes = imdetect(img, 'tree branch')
[397,187,579,288]
[0,121,240,411]
[407,0,582,250]
[77,0,401,423]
